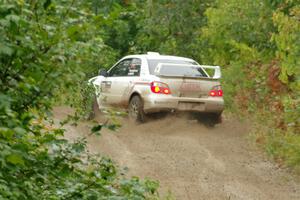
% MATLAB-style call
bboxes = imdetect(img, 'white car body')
[89,52,224,122]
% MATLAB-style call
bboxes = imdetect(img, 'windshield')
[147,59,207,77]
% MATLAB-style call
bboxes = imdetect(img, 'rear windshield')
[147,59,207,77]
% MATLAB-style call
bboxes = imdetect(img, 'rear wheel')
[208,113,222,126]
[128,95,146,123]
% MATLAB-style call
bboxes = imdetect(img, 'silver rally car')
[89,52,224,124]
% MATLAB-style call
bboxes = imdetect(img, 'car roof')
[122,53,195,62]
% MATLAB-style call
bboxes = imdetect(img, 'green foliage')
[282,95,300,132]
[93,0,143,56]
[134,0,215,60]
[0,0,159,199]
[200,0,275,65]
[0,98,159,199]
[272,4,300,90]
[198,0,299,168]
[264,129,300,171]
[1,0,300,195]
[0,0,115,111]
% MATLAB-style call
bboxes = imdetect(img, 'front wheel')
[88,96,100,120]
[128,95,146,123]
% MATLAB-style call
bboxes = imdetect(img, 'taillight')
[150,82,171,95]
[210,90,217,97]
[217,90,223,96]
[209,85,223,97]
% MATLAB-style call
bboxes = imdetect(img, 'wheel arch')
[129,92,143,105]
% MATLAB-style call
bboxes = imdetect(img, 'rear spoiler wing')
[154,63,222,80]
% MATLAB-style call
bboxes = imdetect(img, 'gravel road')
[54,106,300,200]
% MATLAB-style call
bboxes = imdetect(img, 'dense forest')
[0,0,299,199]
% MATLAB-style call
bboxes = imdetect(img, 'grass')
[265,130,300,172]
[251,123,300,174]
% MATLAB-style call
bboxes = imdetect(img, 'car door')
[100,58,141,107]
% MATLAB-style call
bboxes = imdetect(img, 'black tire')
[87,97,100,120]
[207,113,222,127]
[128,95,146,123]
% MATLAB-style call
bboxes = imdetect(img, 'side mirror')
[98,69,108,77]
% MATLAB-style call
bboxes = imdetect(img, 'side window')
[127,58,141,76]
[109,59,131,77]
[109,58,141,77]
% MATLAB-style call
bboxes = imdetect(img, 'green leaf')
[43,0,52,9]
[0,128,14,139]
[91,124,103,133]
[106,124,121,131]
[0,43,13,56]
[13,127,26,135]
[6,153,25,166]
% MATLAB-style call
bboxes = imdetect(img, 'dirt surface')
[54,106,300,200]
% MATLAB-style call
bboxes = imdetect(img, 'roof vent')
[147,52,160,56]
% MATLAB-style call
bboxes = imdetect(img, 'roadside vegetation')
[0,0,299,199]
[0,1,159,199]
[117,0,299,171]
[89,0,300,171]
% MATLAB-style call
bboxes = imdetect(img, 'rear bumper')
[142,94,224,114]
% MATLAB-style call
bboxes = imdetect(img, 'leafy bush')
[200,0,275,66]
[260,128,300,172]
[0,96,159,199]
[272,3,300,90]
[202,0,299,168]
[0,1,160,199]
